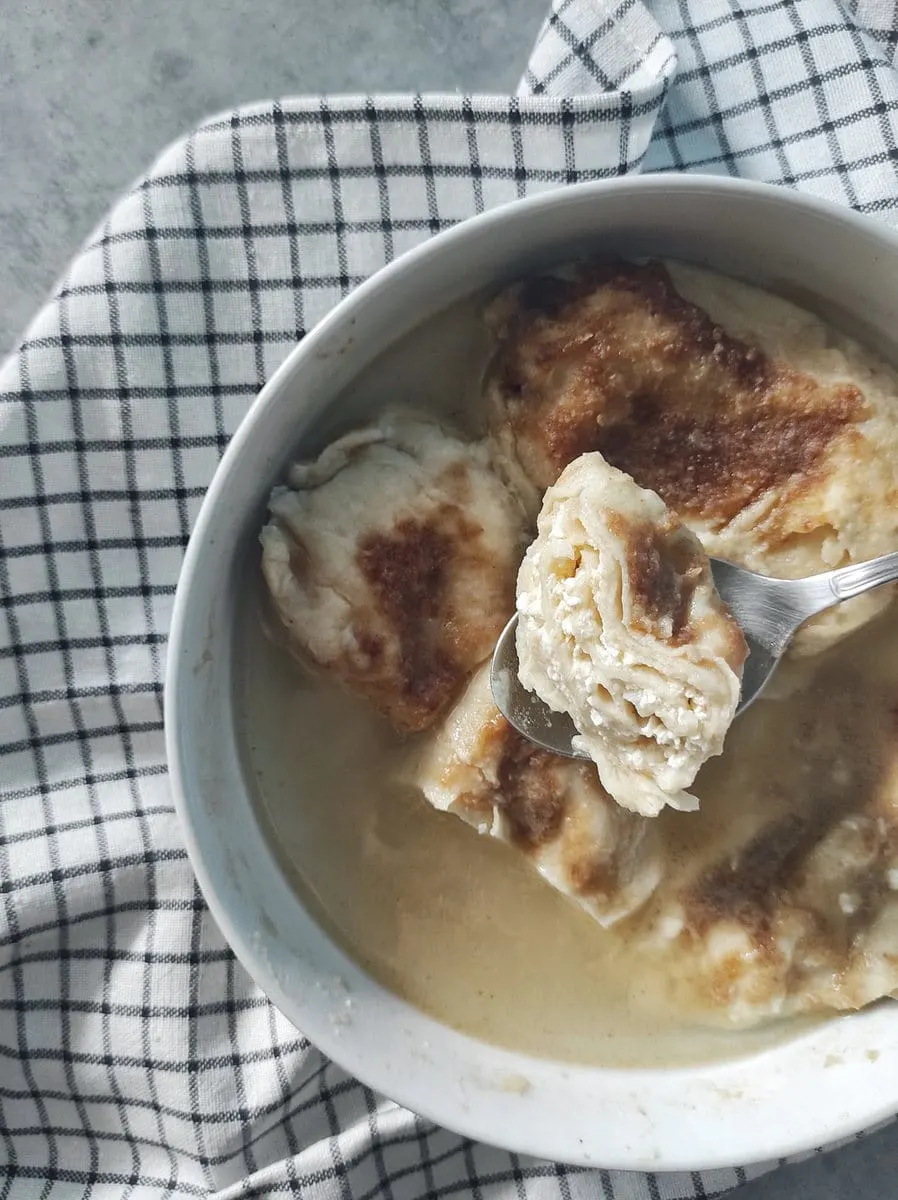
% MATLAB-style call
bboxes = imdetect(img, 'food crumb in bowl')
[330,998,354,1031]
[494,1073,532,1095]
[467,1069,533,1095]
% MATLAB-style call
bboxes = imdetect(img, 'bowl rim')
[165,173,898,1171]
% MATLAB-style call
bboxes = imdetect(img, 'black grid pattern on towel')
[2,0,898,1196]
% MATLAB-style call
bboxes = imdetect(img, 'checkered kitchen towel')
[3,0,898,1196]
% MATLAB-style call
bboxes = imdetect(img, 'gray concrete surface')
[0,0,544,353]
[1,0,897,1193]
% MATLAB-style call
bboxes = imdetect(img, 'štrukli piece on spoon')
[490,453,898,817]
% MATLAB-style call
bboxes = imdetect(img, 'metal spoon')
[490,550,898,761]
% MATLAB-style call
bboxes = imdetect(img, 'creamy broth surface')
[239,585,832,1067]
[237,281,898,1068]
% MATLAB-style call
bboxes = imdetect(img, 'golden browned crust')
[658,658,898,1016]
[685,807,898,946]
[452,713,645,902]
[450,715,569,850]
[495,739,569,849]
[686,810,823,945]
[602,508,747,672]
[353,506,513,732]
[262,415,529,737]
[607,511,705,645]
[683,675,898,941]
[489,261,866,527]
[565,837,617,897]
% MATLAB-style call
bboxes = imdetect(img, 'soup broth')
[233,292,898,1066]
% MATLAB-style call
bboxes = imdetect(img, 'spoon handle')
[827,549,898,602]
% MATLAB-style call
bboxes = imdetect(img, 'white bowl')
[165,176,898,1171]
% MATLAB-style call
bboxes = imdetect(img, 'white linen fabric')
[2,1,898,1195]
